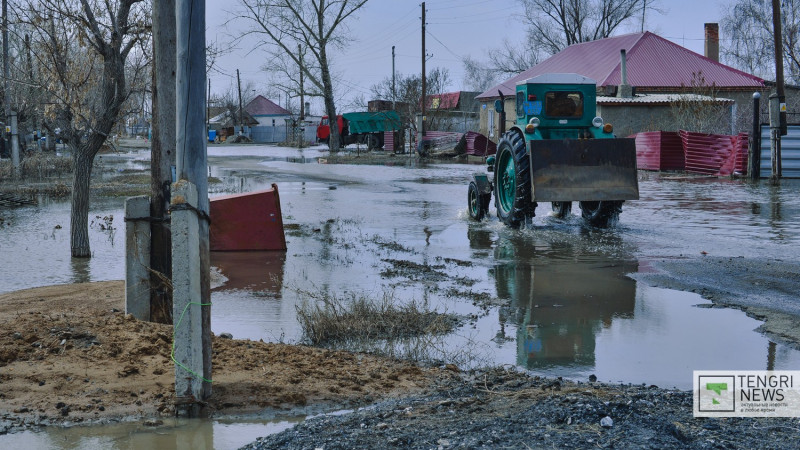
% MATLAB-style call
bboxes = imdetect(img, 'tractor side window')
[516,91,525,117]
[321,118,329,126]
[545,92,583,118]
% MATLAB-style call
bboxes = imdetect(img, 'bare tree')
[722,0,800,84]
[519,0,656,55]
[234,0,368,151]
[371,67,452,134]
[462,38,540,92]
[19,0,149,257]
[260,45,323,114]
[668,72,731,135]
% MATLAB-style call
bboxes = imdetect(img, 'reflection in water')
[211,251,286,295]
[70,257,92,284]
[491,234,638,372]
[0,416,302,450]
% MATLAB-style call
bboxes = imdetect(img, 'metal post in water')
[768,93,781,183]
[748,92,761,181]
[125,195,151,321]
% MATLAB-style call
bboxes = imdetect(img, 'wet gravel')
[241,367,800,449]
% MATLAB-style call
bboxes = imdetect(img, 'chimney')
[617,49,633,98]
[705,23,719,62]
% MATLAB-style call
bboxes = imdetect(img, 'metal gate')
[760,125,800,178]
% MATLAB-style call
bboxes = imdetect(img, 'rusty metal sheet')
[634,131,684,171]
[529,138,639,202]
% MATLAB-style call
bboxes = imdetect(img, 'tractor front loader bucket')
[528,138,639,202]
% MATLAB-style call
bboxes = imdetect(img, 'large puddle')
[0,416,302,449]
[2,145,800,446]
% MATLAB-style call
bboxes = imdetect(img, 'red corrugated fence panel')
[465,131,496,156]
[384,131,395,152]
[633,131,684,171]
[679,130,749,176]
[661,132,685,171]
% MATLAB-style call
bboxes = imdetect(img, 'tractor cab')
[512,73,614,141]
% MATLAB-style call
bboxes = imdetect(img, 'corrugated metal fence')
[760,125,800,178]
[249,125,318,144]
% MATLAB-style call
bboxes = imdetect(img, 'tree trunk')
[70,147,94,258]
[319,45,339,151]
[150,0,177,324]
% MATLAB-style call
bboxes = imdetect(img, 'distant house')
[476,27,781,139]
[425,91,481,133]
[245,95,292,127]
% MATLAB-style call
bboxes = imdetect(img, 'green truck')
[468,73,639,228]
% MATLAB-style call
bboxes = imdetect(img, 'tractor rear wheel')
[468,181,490,220]
[579,201,623,227]
[494,131,534,228]
[551,202,572,218]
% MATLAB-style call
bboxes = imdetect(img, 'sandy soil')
[0,281,442,427]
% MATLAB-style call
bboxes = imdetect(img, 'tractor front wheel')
[579,201,623,227]
[551,202,572,218]
[468,181,490,220]
[494,131,534,228]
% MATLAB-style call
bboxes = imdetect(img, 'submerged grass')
[296,291,457,346]
[0,152,73,180]
[295,290,488,367]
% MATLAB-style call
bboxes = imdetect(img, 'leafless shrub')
[296,290,457,345]
[294,287,493,368]
[669,72,732,135]
[0,153,73,180]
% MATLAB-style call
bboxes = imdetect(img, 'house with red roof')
[476,28,781,139]
[244,95,293,127]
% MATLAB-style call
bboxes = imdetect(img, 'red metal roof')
[245,95,291,116]
[427,92,461,110]
[477,32,764,100]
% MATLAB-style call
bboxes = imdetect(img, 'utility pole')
[25,34,37,141]
[641,0,646,32]
[392,45,396,110]
[175,0,211,416]
[420,2,426,150]
[150,0,177,324]
[298,44,305,121]
[236,69,244,132]
[771,0,785,180]
[3,0,19,175]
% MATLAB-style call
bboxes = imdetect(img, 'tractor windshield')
[545,92,583,118]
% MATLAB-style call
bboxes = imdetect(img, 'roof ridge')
[598,32,647,85]
[638,32,764,83]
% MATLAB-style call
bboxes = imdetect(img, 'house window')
[488,109,495,138]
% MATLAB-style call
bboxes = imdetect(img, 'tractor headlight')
[525,117,540,134]
[592,116,604,128]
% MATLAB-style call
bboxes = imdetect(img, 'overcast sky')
[205,0,724,114]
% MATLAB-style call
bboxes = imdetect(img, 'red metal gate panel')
[633,131,684,171]
[209,184,287,251]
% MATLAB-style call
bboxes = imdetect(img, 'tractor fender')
[472,172,492,195]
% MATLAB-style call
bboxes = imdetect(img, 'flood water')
[2,144,800,447]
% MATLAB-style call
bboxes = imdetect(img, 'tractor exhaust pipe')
[498,90,506,135]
